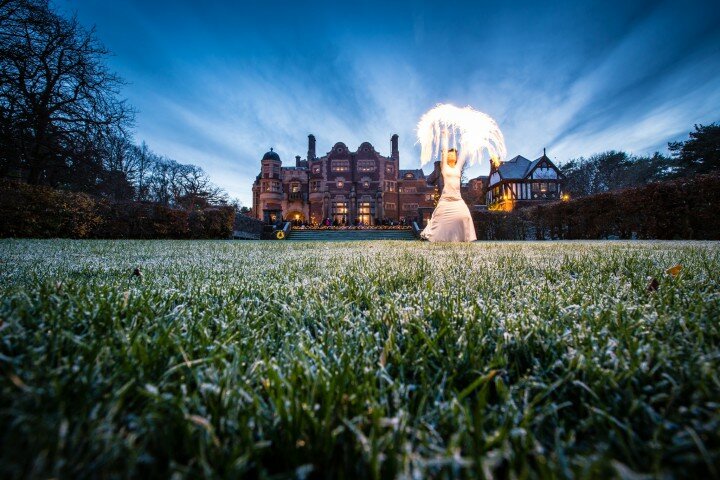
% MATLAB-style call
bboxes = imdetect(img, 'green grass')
[1,239,719,479]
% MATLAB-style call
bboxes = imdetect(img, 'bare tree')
[132,141,154,201]
[97,134,137,201]
[0,0,133,186]
[178,164,227,207]
[1,1,231,210]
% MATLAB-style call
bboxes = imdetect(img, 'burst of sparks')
[417,103,507,168]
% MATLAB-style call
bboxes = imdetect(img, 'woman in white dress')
[421,148,477,242]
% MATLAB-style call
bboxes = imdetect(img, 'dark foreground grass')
[0,239,719,479]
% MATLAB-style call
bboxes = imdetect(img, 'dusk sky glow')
[64,0,720,205]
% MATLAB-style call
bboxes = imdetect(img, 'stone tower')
[258,148,283,223]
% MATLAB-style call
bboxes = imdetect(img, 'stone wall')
[233,214,265,240]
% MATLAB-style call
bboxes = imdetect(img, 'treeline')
[560,123,720,197]
[474,174,720,240]
[0,0,229,211]
[0,180,235,238]
[90,140,229,208]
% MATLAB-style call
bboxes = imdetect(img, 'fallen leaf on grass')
[666,264,682,277]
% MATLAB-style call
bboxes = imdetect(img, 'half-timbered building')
[486,150,565,211]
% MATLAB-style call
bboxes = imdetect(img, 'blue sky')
[64,0,720,205]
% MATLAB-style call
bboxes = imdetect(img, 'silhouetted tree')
[96,134,136,201]
[0,0,133,186]
[561,151,673,197]
[668,122,720,174]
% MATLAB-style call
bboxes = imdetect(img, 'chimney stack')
[391,134,399,160]
[308,134,316,160]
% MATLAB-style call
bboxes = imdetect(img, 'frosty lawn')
[1,240,719,478]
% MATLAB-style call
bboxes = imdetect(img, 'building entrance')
[358,201,374,225]
[332,201,348,225]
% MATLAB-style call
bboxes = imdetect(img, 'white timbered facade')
[486,151,565,211]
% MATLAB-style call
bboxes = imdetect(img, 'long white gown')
[420,158,477,242]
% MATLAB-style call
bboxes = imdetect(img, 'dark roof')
[497,155,532,179]
[527,155,549,174]
[262,148,280,161]
[496,154,561,180]
[399,169,425,180]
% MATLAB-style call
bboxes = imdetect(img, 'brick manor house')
[251,135,437,226]
[251,134,564,225]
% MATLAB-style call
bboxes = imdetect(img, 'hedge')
[473,174,720,240]
[0,181,235,239]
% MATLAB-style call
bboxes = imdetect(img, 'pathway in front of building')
[286,229,417,241]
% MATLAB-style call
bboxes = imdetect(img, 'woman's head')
[447,148,458,167]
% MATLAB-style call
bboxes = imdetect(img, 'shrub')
[0,181,102,238]
[473,174,720,240]
[0,181,234,239]
[188,207,235,239]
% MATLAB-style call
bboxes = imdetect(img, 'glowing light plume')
[417,104,506,167]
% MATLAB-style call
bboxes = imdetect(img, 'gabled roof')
[526,157,543,174]
[526,154,564,179]
[495,154,562,180]
[497,155,532,179]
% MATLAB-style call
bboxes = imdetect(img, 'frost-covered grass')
[1,239,719,479]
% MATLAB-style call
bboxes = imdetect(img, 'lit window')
[358,160,376,172]
[337,180,344,188]
[332,160,349,172]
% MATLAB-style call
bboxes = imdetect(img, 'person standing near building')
[420,148,477,242]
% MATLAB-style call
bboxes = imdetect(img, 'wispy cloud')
[72,0,720,205]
